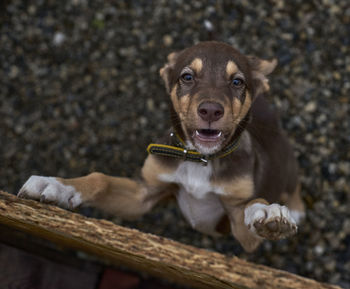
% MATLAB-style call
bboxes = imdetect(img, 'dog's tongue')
[195,129,222,141]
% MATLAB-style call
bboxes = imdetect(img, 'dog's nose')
[197,102,224,122]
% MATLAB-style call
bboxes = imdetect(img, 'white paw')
[18,175,82,209]
[244,203,297,240]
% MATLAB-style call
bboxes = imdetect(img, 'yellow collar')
[147,132,240,165]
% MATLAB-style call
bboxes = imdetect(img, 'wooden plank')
[0,191,342,289]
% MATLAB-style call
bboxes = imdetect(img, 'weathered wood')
[0,191,342,289]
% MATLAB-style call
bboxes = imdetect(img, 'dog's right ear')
[159,52,179,93]
[247,56,277,96]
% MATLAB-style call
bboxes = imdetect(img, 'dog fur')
[18,41,305,252]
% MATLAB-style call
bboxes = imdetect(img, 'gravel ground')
[1,0,349,287]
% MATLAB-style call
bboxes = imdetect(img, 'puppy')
[18,41,305,252]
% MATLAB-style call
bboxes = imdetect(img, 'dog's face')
[160,41,277,154]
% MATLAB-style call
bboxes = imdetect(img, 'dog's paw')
[18,175,82,209]
[244,203,297,240]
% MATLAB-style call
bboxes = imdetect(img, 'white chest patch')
[159,161,225,235]
[160,161,217,199]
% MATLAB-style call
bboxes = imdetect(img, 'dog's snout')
[197,102,224,122]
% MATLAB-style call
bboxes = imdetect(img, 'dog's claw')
[18,190,29,199]
[68,197,74,210]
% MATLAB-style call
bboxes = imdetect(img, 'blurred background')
[0,0,349,287]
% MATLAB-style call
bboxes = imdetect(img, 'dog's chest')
[160,161,219,199]
[159,161,225,235]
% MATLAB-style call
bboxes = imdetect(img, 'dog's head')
[160,41,277,155]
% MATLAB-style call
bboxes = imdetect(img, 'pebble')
[314,245,325,256]
[304,101,317,113]
[53,32,66,46]
[162,34,173,47]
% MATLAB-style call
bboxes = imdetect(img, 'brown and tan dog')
[18,41,305,252]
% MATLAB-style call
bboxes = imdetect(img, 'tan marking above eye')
[226,60,239,78]
[189,58,203,74]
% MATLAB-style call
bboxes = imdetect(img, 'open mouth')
[194,129,223,142]
[191,129,226,154]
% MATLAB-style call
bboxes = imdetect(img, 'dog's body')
[19,42,304,252]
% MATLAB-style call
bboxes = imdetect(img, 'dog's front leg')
[18,155,175,220]
[220,197,298,252]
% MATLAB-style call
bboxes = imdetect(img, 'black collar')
[147,132,241,166]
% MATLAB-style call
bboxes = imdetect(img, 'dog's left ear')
[247,56,277,96]
[159,52,179,93]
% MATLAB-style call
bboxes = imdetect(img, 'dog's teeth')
[218,131,222,137]
[195,130,200,136]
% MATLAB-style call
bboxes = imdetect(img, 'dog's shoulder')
[141,129,182,184]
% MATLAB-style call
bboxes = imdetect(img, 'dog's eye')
[181,73,194,82]
[232,78,244,87]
